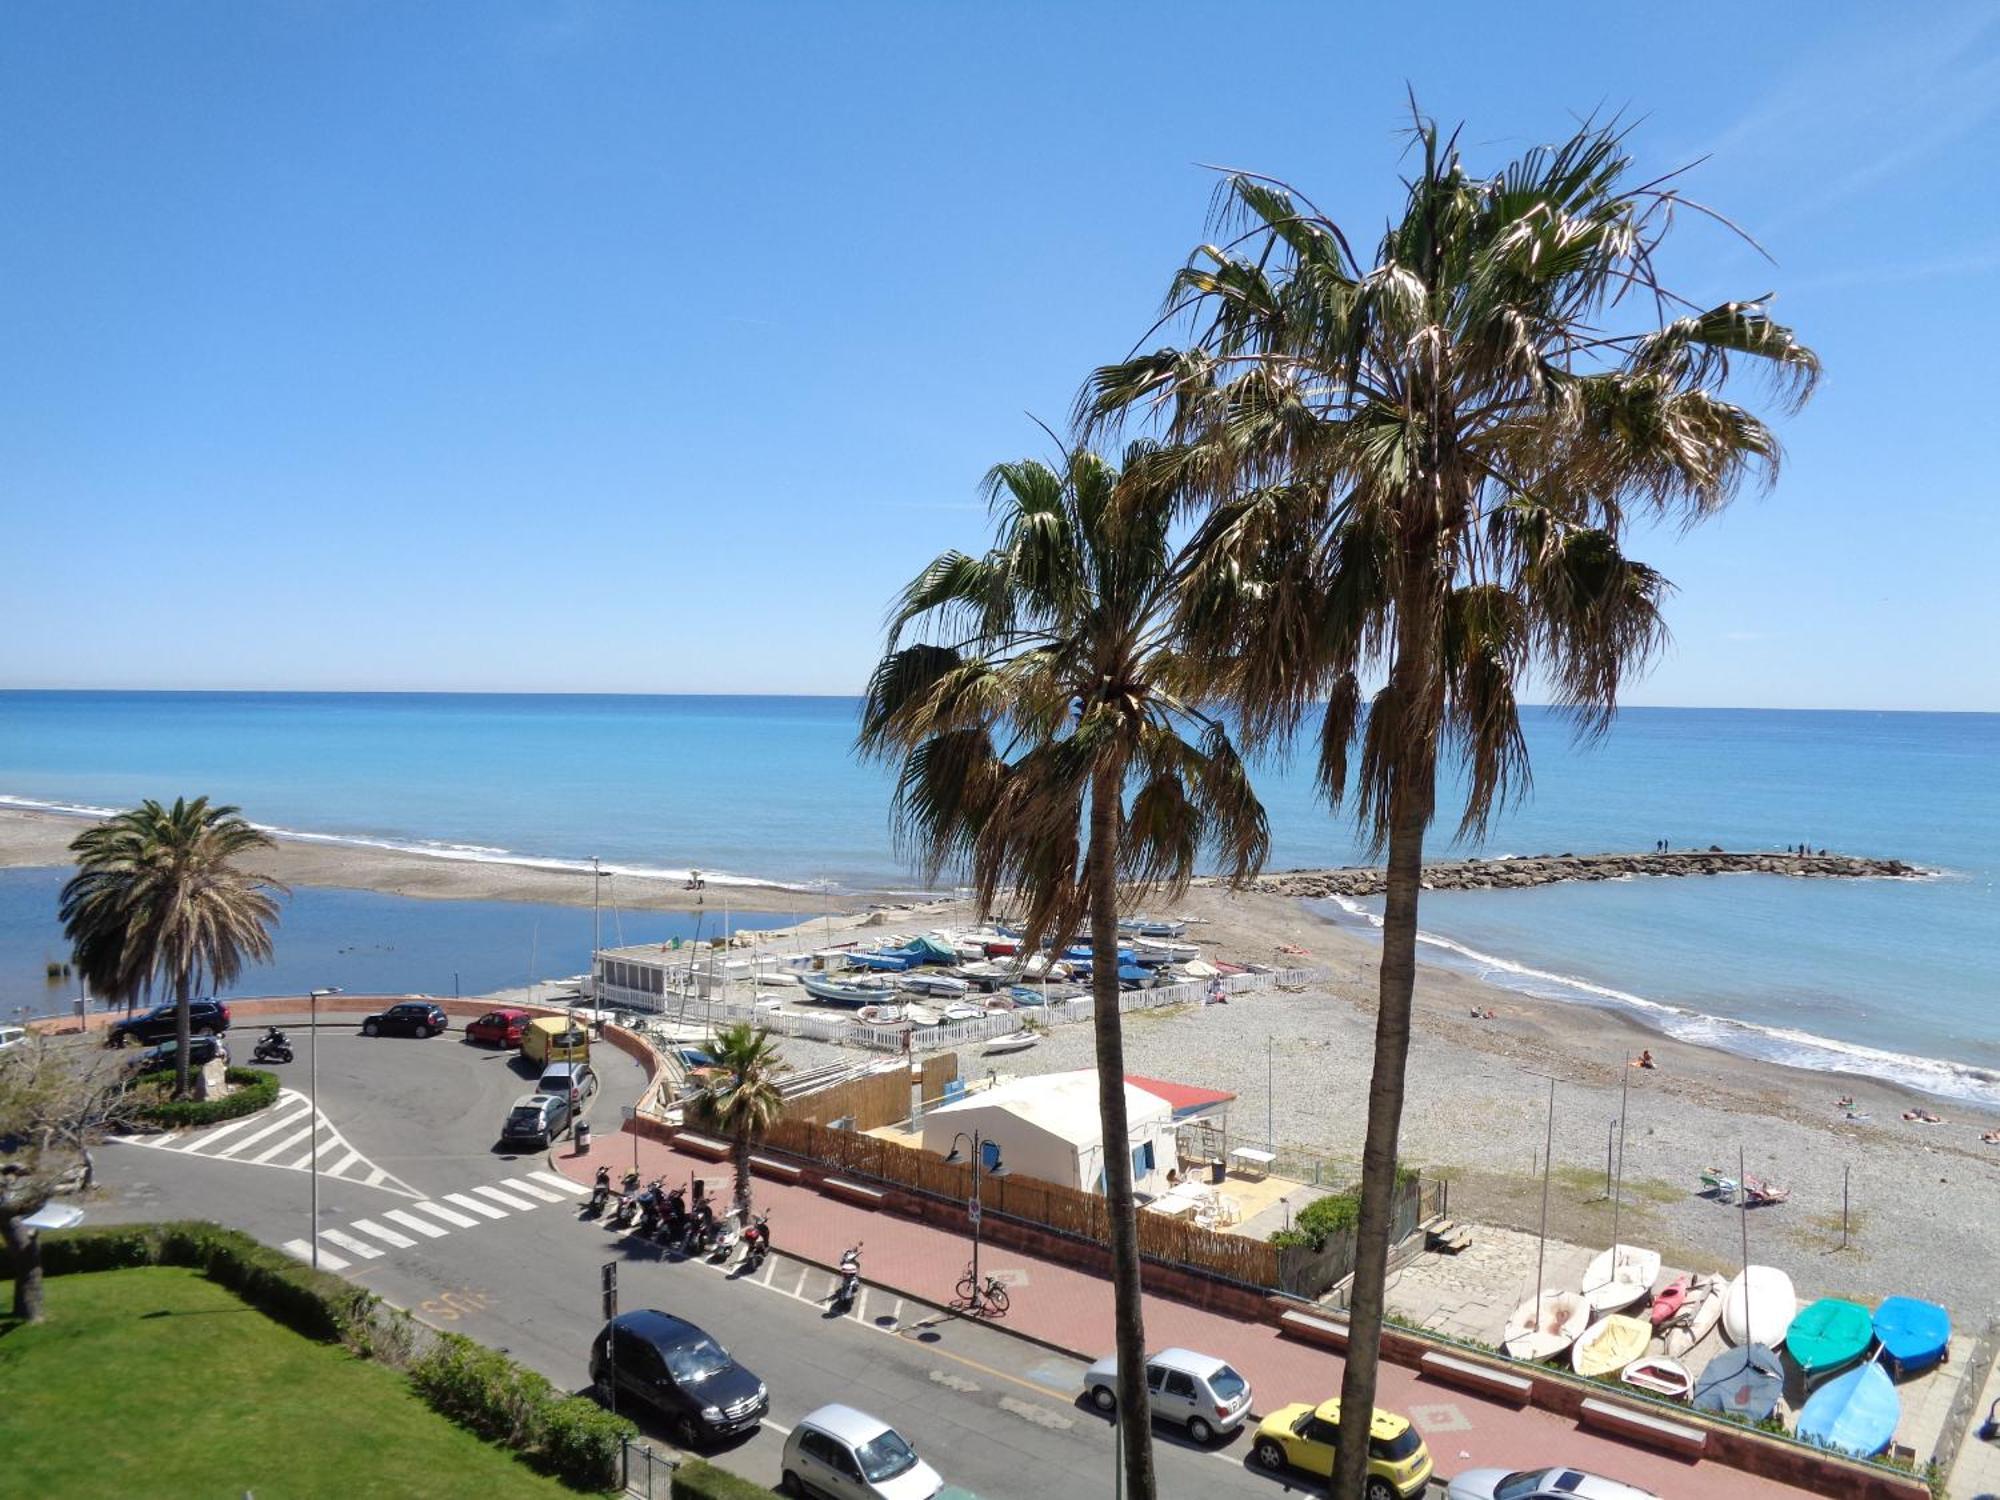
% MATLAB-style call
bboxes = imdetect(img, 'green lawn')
[0,1266,579,1498]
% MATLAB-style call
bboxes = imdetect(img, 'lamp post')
[308,987,342,1268]
[941,1130,1002,1302]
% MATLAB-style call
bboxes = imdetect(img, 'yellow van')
[521,1016,591,1067]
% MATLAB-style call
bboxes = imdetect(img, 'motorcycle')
[251,1027,293,1065]
[587,1166,612,1217]
[636,1180,664,1236]
[739,1213,771,1272]
[612,1190,639,1228]
[688,1201,718,1254]
[832,1243,863,1313]
[659,1187,689,1250]
[709,1209,740,1260]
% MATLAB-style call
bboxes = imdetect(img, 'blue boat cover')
[1693,1344,1783,1421]
[1873,1297,1950,1376]
[1795,1361,1899,1456]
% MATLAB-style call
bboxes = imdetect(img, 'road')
[92,1016,1304,1499]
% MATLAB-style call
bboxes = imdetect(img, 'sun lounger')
[1699,1169,1738,1202]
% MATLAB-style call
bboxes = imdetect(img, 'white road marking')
[319,1229,384,1259]
[383,1209,450,1239]
[471,1184,538,1212]
[327,1147,364,1176]
[526,1169,590,1198]
[249,1125,318,1164]
[409,1200,481,1229]
[791,1266,810,1298]
[175,1110,286,1153]
[444,1192,509,1220]
[209,1107,311,1159]
[351,1218,417,1249]
[500,1176,567,1203]
[282,1238,348,1270]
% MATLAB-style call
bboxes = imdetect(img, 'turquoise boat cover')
[1787,1298,1874,1376]
[1795,1361,1899,1456]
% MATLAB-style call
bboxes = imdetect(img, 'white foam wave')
[1314,894,2000,1108]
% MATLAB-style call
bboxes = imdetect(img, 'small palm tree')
[1087,112,1816,1497]
[698,1022,789,1223]
[60,797,286,1098]
[858,443,1269,1500]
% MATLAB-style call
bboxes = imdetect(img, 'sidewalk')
[560,1132,1826,1499]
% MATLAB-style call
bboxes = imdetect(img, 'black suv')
[590,1311,767,1446]
[360,1002,449,1038]
[106,1000,231,1048]
[134,1034,229,1072]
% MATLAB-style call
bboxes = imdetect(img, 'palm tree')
[858,442,1269,1500]
[60,797,286,1098]
[1086,112,1816,1498]
[698,1021,789,1223]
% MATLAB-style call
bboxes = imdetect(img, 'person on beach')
[1633,1049,1655,1069]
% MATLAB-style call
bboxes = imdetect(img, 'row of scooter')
[588,1166,772,1269]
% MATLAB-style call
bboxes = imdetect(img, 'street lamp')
[308,987,342,1268]
[941,1130,1003,1306]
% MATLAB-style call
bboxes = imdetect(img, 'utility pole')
[307,987,342,1269]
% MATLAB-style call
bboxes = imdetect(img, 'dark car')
[463,1007,531,1047]
[360,1002,448,1039]
[134,1034,229,1072]
[499,1092,572,1149]
[590,1310,768,1446]
[106,1000,231,1048]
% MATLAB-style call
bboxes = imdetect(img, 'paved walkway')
[560,1133,1829,1499]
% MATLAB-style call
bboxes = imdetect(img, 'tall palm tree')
[60,797,286,1098]
[1087,112,1816,1497]
[858,443,1269,1500]
[698,1021,789,1223]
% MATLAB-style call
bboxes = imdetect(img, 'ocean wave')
[1314,894,2000,1108]
[0,793,806,893]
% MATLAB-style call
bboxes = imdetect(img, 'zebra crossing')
[113,1087,420,1197]
[279,1170,588,1269]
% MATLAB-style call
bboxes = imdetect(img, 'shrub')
[410,1329,636,1490]
[671,1458,780,1499]
[126,1067,280,1128]
[539,1396,635,1492]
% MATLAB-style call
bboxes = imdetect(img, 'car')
[538,1060,599,1112]
[1081,1347,1252,1443]
[1448,1468,1660,1500]
[781,1403,944,1500]
[106,999,231,1048]
[500,1092,572,1148]
[0,1024,28,1053]
[360,1002,448,1038]
[590,1310,767,1446]
[463,1007,532,1046]
[135,1034,229,1072]
[1251,1398,1433,1500]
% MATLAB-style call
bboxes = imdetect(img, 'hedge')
[411,1330,634,1491]
[671,1459,780,1499]
[126,1067,281,1129]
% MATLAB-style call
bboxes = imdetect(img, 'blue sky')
[2,3,1995,710]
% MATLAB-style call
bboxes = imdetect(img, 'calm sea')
[1,692,1993,1100]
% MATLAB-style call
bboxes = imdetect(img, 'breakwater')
[1246,849,1923,898]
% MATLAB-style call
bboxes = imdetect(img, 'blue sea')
[0,692,1993,1101]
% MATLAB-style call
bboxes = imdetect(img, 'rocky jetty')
[1246,849,1924,899]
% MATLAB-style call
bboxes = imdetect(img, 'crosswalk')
[113,1088,420,1197]
[279,1170,589,1269]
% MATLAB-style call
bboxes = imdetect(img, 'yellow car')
[1252,1398,1433,1500]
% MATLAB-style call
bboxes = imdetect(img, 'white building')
[919,1070,1178,1197]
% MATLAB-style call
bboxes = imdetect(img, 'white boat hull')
[1502,1290,1590,1362]
[1580,1244,1661,1314]
[1723,1265,1798,1348]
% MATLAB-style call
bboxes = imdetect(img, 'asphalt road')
[90,1016,1309,1500]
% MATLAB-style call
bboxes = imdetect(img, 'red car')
[463,1007,531,1047]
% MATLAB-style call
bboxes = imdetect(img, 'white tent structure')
[919,1070,1177,1196]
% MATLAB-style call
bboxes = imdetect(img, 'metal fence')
[620,1437,677,1497]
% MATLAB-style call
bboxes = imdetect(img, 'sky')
[1,3,1995,711]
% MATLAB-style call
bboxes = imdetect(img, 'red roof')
[1125,1074,1235,1117]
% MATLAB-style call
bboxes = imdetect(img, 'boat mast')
[591,856,601,1007]
[1533,1075,1554,1324]
[1611,1055,1629,1258]
[1738,1142,1752,1343]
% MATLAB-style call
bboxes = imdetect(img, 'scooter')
[251,1027,293,1065]
[709,1209,740,1261]
[832,1243,863,1313]
[659,1187,689,1250]
[637,1180,664,1236]
[739,1213,771,1273]
[688,1201,718,1254]
[588,1166,612,1217]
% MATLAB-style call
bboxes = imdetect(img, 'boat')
[1786,1298,1875,1382]
[801,973,898,1006]
[1692,1344,1784,1422]
[855,1003,905,1025]
[1873,1297,1951,1379]
[982,938,1019,957]
[1722,1265,1797,1349]
[1130,939,1200,965]
[1649,1274,1690,1328]
[982,1033,1037,1056]
[1119,917,1188,938]
[1795,1361,1900,1457]
[1501,1290,1591,1363]
[939,1002,984,1022]
[1571,1314,1651,1379]
[1580,1244,1660,1314]
[897,973,971,1000]
[980,995,1017,1012]
[1622,1356,1693,1401]
[902,1003,940,1027]
[1663,1275,1727,1358]
[844,949,919,973]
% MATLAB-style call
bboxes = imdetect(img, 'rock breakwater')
[1245,849,1923,899]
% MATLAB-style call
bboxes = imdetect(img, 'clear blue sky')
[2,3,1995,710]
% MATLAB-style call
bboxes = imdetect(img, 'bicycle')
[954,1265,1009,1317]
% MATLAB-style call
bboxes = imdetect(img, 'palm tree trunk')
[732,1118,753,1223]
[1087,762,1156,1500]
[2,1215,44,1322]
[173,970,193,1100]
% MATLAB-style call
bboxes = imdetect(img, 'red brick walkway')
[560,1132,1819,1498]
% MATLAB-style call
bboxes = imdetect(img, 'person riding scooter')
[252,1026,293,1064]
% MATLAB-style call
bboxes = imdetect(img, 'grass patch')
[0,1267,582,1498]
[1630,1177,1685,1205]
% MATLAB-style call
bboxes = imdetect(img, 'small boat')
[1873,1296,1951,1379]
[982,1033,1037,1056]
[982,938,1019,957]
[1580,1244,1660,1314]
[845,949,919,973]
[856,1003,905,1025]
[1571,1314,1651,1379]
[897,973,971,1000]
[801,973,898,1006]
[1722,1265,1797,1349]
[1664,1275,1726,1358]
[1622,1356,1693,1401]
[1692,1344,1784,1422]
[1119,917,1188,938]
[1130,939,1200,965]
[1787,1298,1875,1382]
[980,995,1017,1012]
[1795,1361,1900,1457]
[1501,1290,1591,1363]
[903,1003,940,1027]
[1649,1274,1690,1328]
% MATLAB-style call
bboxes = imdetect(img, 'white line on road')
[326,1147,364,1177]
[411,1200,482,1228]
[281,1239,348,1270]
[351,1218,417,1249]
[209,1107,312,1159]
[791,1266,810,1299]
[383,1209,450,1239]
[174,1110,287,1153]
[443,1192,510,1220]
[319,1229,385,1259]
[526,1169,590,1198]
[500,1176,567,1203]
[249,1125,318,1164]
[471,1184,538,1212]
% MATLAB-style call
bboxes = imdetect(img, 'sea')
[1,692,1993,1103]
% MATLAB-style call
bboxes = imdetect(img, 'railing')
[620,1437,677,1497]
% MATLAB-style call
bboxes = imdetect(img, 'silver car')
[1081,1346,1252,1443]
[1448,1468,1660,1500]
[781,1404,943,1500]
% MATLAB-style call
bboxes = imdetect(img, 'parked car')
[463,1007,532,1047]
[0,1024,27,1053]
[1252,1398,1433,1500]
[1081,1347,1251,1443]
[135,1034,229,1072]
[106,999,231,1048]
[500,1093,572,1148]
[781,1403,943,1500]
[521,1015,590,1066]
[589,1310,767,1446]
[1448,1469,1659,1500]
[537,1060,599,1112]
[360,1002,448,1038]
